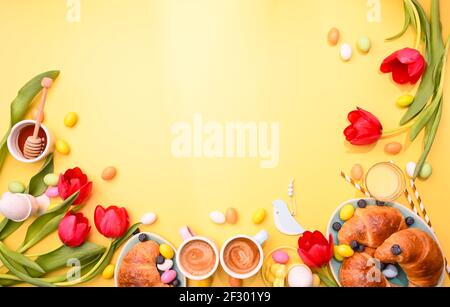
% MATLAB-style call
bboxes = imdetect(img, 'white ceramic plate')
[326,199,445,287]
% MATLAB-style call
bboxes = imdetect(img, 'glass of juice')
[365,162,406,202]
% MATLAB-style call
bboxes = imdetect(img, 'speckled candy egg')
[209,211,226,224]
[140,212,158,225]
[157,259,173,272]
[161,270,177,284]
[272,250,290,264]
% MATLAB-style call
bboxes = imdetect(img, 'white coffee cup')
[7,120,54,163]
[176,226,220,281]
[220,230,268,280]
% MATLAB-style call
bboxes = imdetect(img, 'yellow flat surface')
[0,0,449,287]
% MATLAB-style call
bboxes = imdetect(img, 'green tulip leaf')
[0,242,45,274]
[33,242,105,276]
[0,251,54,287]
[414,102,442,178]
[386,1,411,41]
[26,154,54,196]
[18,192,79,253]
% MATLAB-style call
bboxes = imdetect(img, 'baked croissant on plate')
[340,248,390,287]
[338,206,407,248]
[118,240,168,287]
[375,228,444,287]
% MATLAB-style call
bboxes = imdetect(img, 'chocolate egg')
[351,164,364,181]
[384,142,403,155]
[327,28,340,46]
[225,207,238,224]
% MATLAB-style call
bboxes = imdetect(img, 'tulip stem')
[315,266,339,287]
[382,121,415,137]
[54,239,113,287]
[407,0,422,50]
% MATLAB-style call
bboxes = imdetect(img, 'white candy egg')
[382,264,399,279]
[0,193,33,222]
[209,211,226,224]
[406,162,417,178]
[340,44,353,62]
[288,264,314,287]
[35,194,51,215]
[141,212,158,225]
[157,259,174,272]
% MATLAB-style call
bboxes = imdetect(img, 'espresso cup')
[220,230,268,280]
[176,226,220,281]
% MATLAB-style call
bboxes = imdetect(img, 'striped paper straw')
[408,179,450,277]
[404,189,420,217]
[409,179,433,230]
[340,171,371,197]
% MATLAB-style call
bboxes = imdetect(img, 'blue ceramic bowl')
[326,199,445,287]
[114,232,186,287]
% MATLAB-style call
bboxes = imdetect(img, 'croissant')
[374,228,444,287]
[118,240,168,287]
[340,248,390,287]
[338,206,407,248]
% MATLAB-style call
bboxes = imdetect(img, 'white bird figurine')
[273,200,305,236]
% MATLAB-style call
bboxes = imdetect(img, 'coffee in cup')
[220,230,268,279]
[177,226,219,280]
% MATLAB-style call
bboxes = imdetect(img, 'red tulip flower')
[344,107,383,145]
[58,211,91,247]
[94,205,129,238]
[58,167,93,205]
[298,230,338,287]
[380,48,426,85]
[298,231,334,268]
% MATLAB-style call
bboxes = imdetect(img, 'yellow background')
[0,0,449,287]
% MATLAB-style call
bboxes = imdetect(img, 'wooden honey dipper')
[23,78,53,160]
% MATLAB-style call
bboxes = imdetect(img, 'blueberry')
[138,233,148,242]
[405,217,415,226]
[391,244,402,256]
[332,222,342,231]
[132,228,141,236]
[171,279,180,287]
[376,200,385,206]
[350,240,359,250]
[356,245,365,253]
[156,256,165,265]
[357,199,367,208]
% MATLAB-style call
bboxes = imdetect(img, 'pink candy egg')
[161,270,177,284]
[272,250,290,264]
[45,187,59,198]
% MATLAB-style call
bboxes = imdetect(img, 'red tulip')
[58,211,91,247]
[344,107,383,145]
[298,231,333,269]
[94,205,129,238]
[380,48,426,85]
[58,167,93,205]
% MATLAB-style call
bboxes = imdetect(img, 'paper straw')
[340,171,371,197]
[403,189,420,217]
[409,179,433,230]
